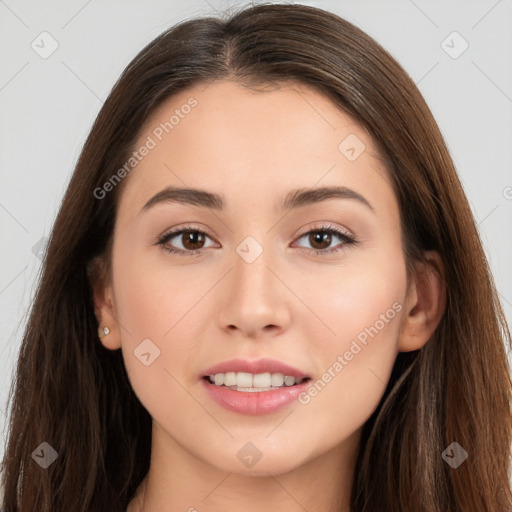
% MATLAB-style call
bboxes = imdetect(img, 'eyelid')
[294,222,354,240]
[157,222,354,242]
[157,223,217,242]
[156,222,358,256]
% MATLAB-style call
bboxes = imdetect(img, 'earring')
[98,326,111,338]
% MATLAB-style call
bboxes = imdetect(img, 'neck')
[129,422,360,512]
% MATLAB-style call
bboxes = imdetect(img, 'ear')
[88,256,121,350]
[397,251,446,352]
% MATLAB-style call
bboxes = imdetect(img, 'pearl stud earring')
[98,326,111,338]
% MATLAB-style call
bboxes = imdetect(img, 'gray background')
[1,0,511,466]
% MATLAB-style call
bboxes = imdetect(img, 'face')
[100,79,410,476]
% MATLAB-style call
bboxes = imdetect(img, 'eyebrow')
[141,185,375,214]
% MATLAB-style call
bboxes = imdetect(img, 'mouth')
[202,372,312,392]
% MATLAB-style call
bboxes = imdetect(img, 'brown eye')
[293,225,357,255]
[181,230,206,250]
[158,224,357,257]
[157,227,215,256]
[308,230,333,250]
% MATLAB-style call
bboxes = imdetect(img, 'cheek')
[112,238,206,341]
[296,251,406,430]
[110,242,205,409]
[312,245,406,346]
[346,262,404,357]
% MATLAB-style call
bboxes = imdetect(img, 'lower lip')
[201,377,311,415]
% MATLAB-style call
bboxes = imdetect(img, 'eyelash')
[156,223,358,257]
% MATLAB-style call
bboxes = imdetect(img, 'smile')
[206,371,308,391]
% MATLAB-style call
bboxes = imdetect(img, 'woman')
[1,3,510,511]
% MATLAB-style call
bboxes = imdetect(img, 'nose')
[216,237,292,339]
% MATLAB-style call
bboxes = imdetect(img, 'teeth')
[208,371,306,390]
[284,375,296,386]
[271,373,284,387]
[237,372,253,388]
[224,371,237,386]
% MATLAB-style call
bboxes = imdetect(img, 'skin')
[93,80,445,512]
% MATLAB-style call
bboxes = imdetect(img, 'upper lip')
[202,358,310,379]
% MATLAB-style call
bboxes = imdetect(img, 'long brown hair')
[1,3,510,511]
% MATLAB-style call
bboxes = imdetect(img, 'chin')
[206,444,309,477]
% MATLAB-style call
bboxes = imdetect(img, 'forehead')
[117,79,395,221]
